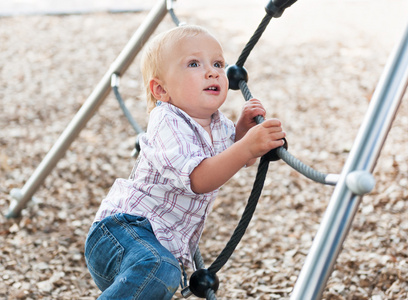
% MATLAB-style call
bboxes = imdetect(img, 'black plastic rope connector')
[264,138,288,161]
[226,65,248,90]
[189,269,219,298]
[265,0,298,18]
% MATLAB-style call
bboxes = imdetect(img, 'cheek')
[183,77,202,93]
[221,76,229,93]
[183,82,199,96]
[219,72,228,86]
[169,77,193,96]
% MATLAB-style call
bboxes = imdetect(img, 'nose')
[205,66,219,79]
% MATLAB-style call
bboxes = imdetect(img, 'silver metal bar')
[6,0,168,218]
[291,22,408,299]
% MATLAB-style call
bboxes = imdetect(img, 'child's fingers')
[262,118,282,129]
[245,104,266,118]
[245,99,265,111]
[269,139,286,149]
[272,131,286,141]
[247,98,263,105]
[266,133,286,150]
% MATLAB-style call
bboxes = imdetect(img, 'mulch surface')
[1,1,407,299]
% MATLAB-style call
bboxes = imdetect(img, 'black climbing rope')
[182,154,272,299]
[236,14,273,68]
[208,154,270,274]
[236,0,298,67]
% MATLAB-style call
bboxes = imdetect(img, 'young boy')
[85,25,285,299]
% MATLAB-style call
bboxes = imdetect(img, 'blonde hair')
[140,25,211,112]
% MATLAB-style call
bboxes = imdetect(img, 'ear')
[149,78,170,102]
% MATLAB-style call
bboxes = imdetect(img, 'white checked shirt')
[94,102,236,267]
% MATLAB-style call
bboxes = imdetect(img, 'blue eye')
[188,61,199,67]
[214,61,224,68]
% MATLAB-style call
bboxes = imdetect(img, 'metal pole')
[6,0,168,218]
[291,22,408,299]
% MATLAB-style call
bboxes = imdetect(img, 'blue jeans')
[84,213,181,299]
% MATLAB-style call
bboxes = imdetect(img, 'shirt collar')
[159,102,221,128]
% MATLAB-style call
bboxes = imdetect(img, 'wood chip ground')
[1,1,407,299]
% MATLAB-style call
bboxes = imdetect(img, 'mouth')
[204,85,220,93]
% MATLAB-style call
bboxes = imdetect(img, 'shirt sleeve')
[142,112,209,194]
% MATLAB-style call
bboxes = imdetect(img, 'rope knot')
[189,269,219,298]
[263,138,288,161]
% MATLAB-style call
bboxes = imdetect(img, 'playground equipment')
[6,0,408,299]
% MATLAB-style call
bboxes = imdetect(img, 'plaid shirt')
[94,102,236,267]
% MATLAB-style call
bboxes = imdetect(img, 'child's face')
[159,32,229,120]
